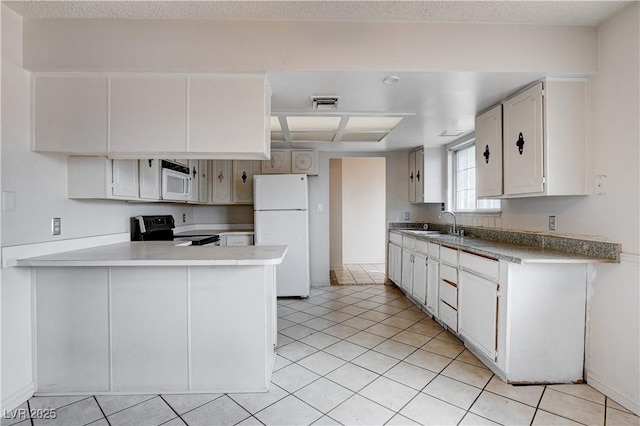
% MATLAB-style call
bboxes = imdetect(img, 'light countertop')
[391,229,616,264]
[16,242,287,267]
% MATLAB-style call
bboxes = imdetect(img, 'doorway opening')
[329,157,386,285]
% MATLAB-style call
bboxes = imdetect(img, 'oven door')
[162,169,192,201]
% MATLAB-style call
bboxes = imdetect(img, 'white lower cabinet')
[412,252,427,305]
[387,242,403,284]
[458,270,498,361]
[400,248,414,294]
[222,234,254,246]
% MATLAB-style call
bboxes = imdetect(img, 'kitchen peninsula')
[17,243,287,395]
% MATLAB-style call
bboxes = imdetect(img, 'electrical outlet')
[182,213,186,223]
[595,175,607,195]
[52,217,61,235]
[404,211,410,220]
[548,215,556,231]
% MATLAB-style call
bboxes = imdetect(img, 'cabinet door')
[232,160,257,204]
[412,252,427,305]
[458,270,498,361]
[188,160,200,203]
[110,76,187,153]
[414,148,424,202]
[393,244,403,284]
[503,82,544,195]
[139,159,161,200]
[112,160,139,198]
[401,249,414,294]
[225,234,254,246]
[291,150,318,175]
[426,258,439,316]
[388,243,396,283]
[198,160,210,203]
[409,150,416,203]
[33,75,108,153]
[211,160,232,204]
[475,104,503,198]
[262,150,291,174]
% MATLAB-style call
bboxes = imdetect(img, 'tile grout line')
[92,395,111,426]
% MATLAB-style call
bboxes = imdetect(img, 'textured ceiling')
[3,1,634,26]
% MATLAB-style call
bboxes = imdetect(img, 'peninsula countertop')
[16,241,287,267]
[391,229,617,264]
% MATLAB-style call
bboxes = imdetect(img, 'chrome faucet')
[439,210,459,235]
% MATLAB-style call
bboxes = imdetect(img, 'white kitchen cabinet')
[439,264,458,332]
[139,159,162,200]
[211,160,232,204]
[232,160,259,204]
[387,243,401,284]
[188,160,201,203]
[198,160,210,203]
[222,234,254,246]
[409,150,417,203]
[110,76,188,154]
[261,150,291,174]
[475,104,503,198]
[69,157,140,200]
[459,270,498,361]
[32,75,108,154]
[188,74,271,159]
[401,248,414,294]
[291,150,318,175]
[426,257,440,316]
[409,147,446,204]
[412,252,427,305]
[502,79,589,197]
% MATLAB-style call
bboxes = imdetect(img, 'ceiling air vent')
[311,96,340,111]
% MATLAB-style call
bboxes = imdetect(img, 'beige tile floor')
[331,264,387,285]
[4,284,639,426]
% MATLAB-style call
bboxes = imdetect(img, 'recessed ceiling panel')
[290,131,336,142]
[287,116,341,132]
[345,116,404,132]
[270,131,285,142]
[270,116,282,131]
[341,132,387,142]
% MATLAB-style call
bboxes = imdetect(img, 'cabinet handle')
[192,168,197,179]
[409,172,414,182]
[218,171,224,182]
[483,145,490,163]
[148,159,154,168]
[516,132,525,155]
[416,170,420,182]
[270,157,276,169]
[242,171,248,183]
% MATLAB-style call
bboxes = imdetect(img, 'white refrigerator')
[254,174,310,297]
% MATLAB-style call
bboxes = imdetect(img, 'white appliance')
[161,160,192,201]
[254,174,310,297]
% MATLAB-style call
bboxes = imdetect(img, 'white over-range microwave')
[161,160,192,201]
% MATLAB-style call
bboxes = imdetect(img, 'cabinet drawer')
[389,233,403,245]
[415,240,428,255]
[402,236,415,249]
[439,301,457,332]
[460,251,499,281]
[440,264,457,284]
[440,246,458,266]
[440,279,457,309]
[428,242,440,259]
[224,234,253,246]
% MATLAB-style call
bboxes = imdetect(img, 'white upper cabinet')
[291,150,318,175]
[410,147,446,204]
[32,73,271,159]
[503,82,545,196]
[232,161,259,204]
[198,160,210,204]
[475,104,503,198]
[189,74,271,159]
[33,75,108,153]
[261,150,291,174]
[188,160,200,203]
[211,160,232,204]
[110,76,188,154]
[502,79,589,197]
[139,159,161,200]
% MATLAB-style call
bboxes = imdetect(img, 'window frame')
[448,136,501,214]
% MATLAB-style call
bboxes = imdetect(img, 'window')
[452,142,500,212]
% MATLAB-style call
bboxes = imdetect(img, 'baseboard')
[587,372,640,416]
[1,383,35,412]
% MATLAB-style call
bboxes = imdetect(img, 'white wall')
[341,158,386,264]
[329,159,343,269]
